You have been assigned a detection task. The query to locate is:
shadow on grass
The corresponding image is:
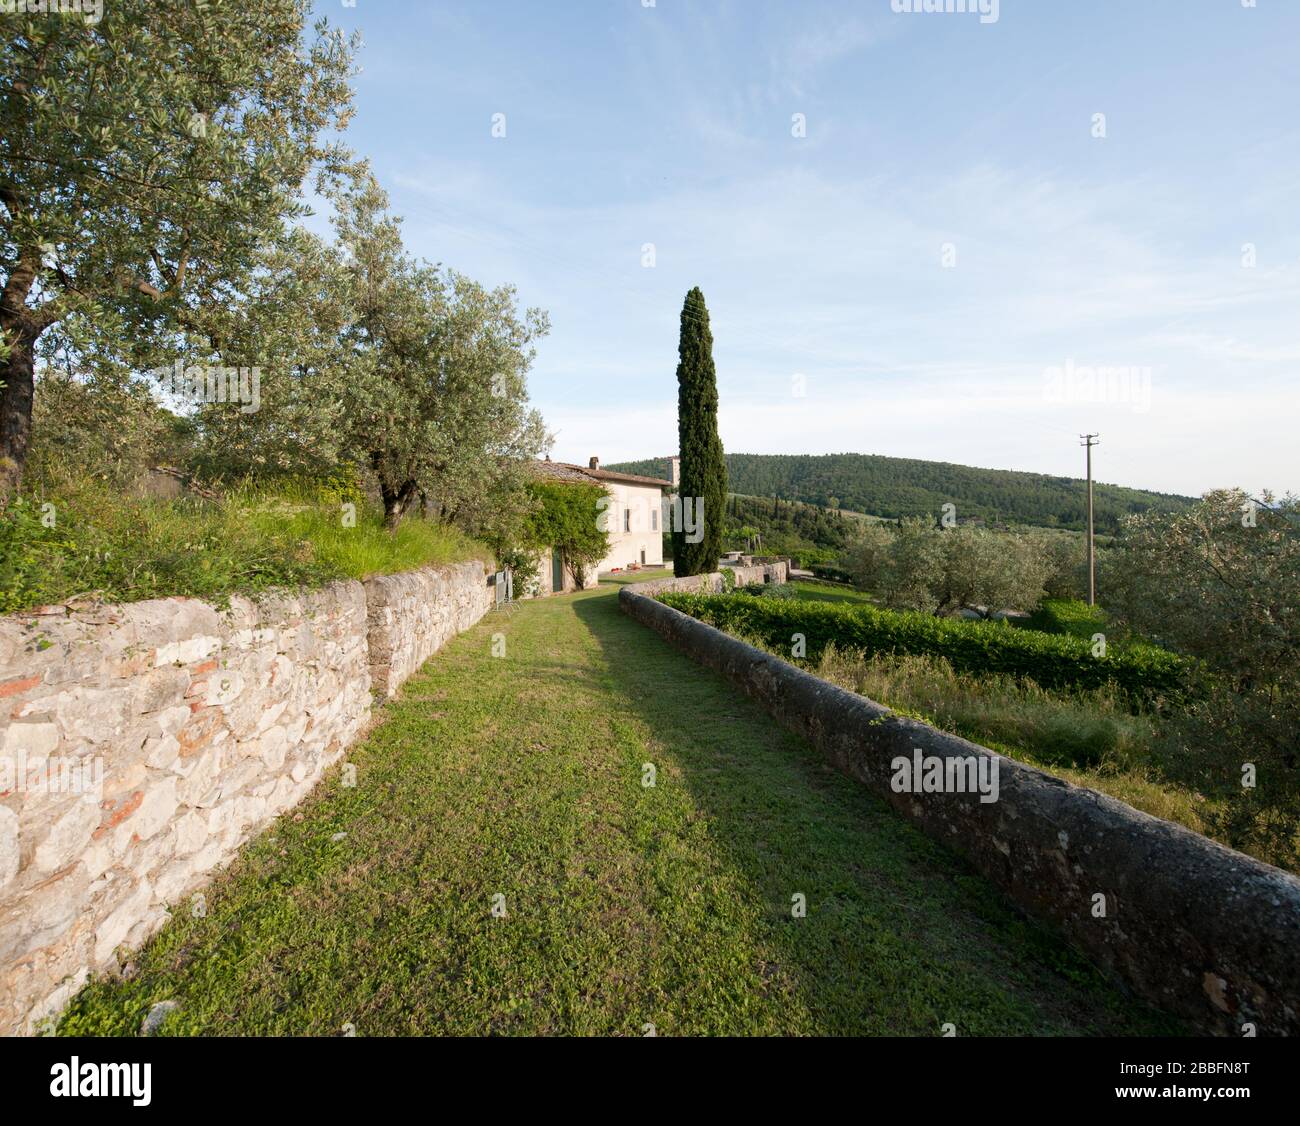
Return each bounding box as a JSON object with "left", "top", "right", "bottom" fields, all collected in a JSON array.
[{"left": 571, "top": 585, "right": 1180, "bottom": 1036}]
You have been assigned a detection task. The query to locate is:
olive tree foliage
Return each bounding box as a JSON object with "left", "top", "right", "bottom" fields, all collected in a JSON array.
[
  {"left": 1032, "top": 530, "right": 1087, "bottom": 601},
  {"left": 1109, "top": 490, "right": 1299, "bottom": 687},
  {"left": 324, "top": 174, "right": 549, "bottom": 531},
  {"left": 184, "top": 224, "right": 355, "bottom": 483},
  {"left": 1107, "top": 490, "right": 1300, "bottom": 856},
  {"left": 0, "top": 0, "right": 358, "bottom": 498},
  {"left": 844, "top": 519, "right": 1051, "bottom": 616}
]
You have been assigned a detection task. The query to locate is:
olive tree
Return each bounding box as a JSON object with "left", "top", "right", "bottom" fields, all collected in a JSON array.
[
  {"left": 1111, "top": 490, "right": 1299, "bottom": 688},
  {"left": 844, "top": 519, "right": 1050, "bottom": 616},
  {"left": 1110, "top": 489, "right": 1300, "bottom": 861},
  {"left": 328, "top": 174, "right": 548, "bottom": 530},
  {"left": 0, "top": 0, "right": 357, "bottom": 498}
]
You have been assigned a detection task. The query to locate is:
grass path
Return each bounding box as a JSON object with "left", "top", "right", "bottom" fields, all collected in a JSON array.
[{"left": 60, "top": 573, "right": 1176, "bottom": 1036}]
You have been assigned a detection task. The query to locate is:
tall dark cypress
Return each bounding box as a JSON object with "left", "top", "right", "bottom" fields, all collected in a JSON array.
[{"left": 673, "top": 287, "right": 727, "bottom": 576}]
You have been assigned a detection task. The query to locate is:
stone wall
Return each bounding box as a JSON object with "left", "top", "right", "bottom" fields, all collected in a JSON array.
[
  {"left": 0, "top": 560, "right": 491, "bottom": 1034},
  {"left": 619, "top": 583, "right": 1300, "bottom": 1036},
  {"left": 729, "top": 561, "right": 788, "bottom": 588},
  {"left": 627, "top": 561, "right": 788, "bottom": 599},
  {"left": 364, "top": 562, "right": 492, "bottom": 697}
]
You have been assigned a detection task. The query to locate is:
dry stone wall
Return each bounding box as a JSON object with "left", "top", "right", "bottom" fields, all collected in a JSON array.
[
  {"left": 0, "top": 560, "right": 490, "bottom": 1035},
  {"left": 627, "top": 561, "right": 788, "bottom": 599},
  {"left": 364, "top": 562, "right": 492, "bottom": 698}
]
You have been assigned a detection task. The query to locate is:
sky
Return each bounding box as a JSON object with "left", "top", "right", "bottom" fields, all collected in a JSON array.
[{"left": 316, "top": 0, "right": 1300, "bottom": 498}]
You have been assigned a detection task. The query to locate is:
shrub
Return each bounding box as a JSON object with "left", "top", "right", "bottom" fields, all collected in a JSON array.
[{"left": 658, "top": 591, "right": 1187, "bottom": 701}]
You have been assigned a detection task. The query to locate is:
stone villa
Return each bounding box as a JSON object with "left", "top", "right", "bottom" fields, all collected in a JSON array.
[{"left": 530, "top": 457, "right": 676, "bottom": 595}]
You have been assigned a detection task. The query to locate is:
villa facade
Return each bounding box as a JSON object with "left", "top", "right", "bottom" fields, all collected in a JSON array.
[{"left": 530, "top": 457, "right": 674, "bottom": 594}]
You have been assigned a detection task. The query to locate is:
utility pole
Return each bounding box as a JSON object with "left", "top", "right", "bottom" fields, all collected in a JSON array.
[{"left": 1080, "top": 434, "right": 1100, "bottom": 606}]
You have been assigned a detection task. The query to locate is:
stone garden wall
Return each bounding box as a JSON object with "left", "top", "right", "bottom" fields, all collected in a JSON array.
[
  {"left": 620, "top": 582, "right": 1300, "bottom": 1036},
  {"left": 0, "top": 561, "right": 490, "bottom": 1034},
  {"left": 364, "top": 562, "right": 493, "bottom": 698},
  {"left": 626, "top": 561, "right": 788, "bottom": 599}
]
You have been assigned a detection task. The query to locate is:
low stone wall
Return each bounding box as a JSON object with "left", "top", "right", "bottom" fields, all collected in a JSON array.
[
  {"left": 627, "top": 562, "right": 788, "bottom": 599},
  {"left": 620, "top": 585, "right": 1300, "bottom": 1036},
  {"left": 728, "top": 561, "right": 788, "bottom": 588},
  {"left": 0, "top": 560, "right": 491, "bottom": 1034},
  {"left": 364, "top": 561, "right": 492, "bottom": 698}
]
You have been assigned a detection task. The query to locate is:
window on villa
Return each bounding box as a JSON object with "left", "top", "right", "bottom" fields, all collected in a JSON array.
[
  {"left": 651, "top": 507, "right": 658, "bottom": 531},
  {"left": 624, "top": 508, "right": 631, "bottom": 532}
]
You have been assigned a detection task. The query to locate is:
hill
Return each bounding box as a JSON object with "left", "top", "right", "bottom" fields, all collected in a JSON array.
[{"left": 606, "top": 452, "right": 1193, "bottom": 534}]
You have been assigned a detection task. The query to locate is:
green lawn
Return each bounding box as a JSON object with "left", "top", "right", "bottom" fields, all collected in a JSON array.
[
  {"left": 59, "top": 575, "right": 1177, "bottom": 1036},
  {"left": 787, "top": 579, "right": 878, "bottom": 606}
]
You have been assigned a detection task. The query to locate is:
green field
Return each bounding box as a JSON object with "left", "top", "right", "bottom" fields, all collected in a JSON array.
[{"left": 59, "top": 574, "right": 1176, "bottom": 1036}]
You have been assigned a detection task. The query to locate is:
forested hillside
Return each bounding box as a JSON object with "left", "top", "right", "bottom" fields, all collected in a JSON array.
[
  {"left": 723, "top": 493, "right": 857, "bottom": 567},
  {"left": 608, "top": 453, "right": 1193, "bottom": 533}
]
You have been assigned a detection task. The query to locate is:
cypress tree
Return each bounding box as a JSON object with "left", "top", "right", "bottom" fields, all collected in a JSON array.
[{"left": 673, "top": 287, "right": 727, "bottom": 576}]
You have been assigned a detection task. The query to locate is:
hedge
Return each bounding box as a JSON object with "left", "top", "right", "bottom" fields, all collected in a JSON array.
[{"left": 657, "top": 592, "right": 1188, "bottom": 700}]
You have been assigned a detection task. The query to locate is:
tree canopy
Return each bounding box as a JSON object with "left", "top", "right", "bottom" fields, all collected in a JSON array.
[{"left": 1, "top": 0, "right": 357, "bottom": 496}]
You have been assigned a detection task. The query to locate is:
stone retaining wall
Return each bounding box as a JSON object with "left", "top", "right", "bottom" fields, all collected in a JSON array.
[
  {"left": 628, "top": 561, "right": 788, "bottom": 599},
  {"left": 620, "top": 583, "right": 1300, "bottom": 1036},
  {"left": 0, "top": 560, "right": 491, "bottom": 1034},
  {"left": 364, "top": 562, "right": 492, "bottom": 698}
]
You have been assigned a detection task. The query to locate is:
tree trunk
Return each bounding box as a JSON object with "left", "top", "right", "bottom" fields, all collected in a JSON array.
[
  {"left": 0, "top": 326, "right": 37, "bottom": 501},
  {"left": 380, "top": 478, "right": 419, "bottom": 529}
]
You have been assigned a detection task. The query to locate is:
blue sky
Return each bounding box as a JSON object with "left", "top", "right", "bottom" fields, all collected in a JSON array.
[{"left": 318, "top": 0, "right": 1300, "bottom": 497}]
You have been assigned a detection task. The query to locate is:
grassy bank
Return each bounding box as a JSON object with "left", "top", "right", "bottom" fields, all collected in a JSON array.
[
  {"left": 57, "top": 576, "right": 1175, "bottom": 1036},
  {"left": 0, "top": 478, "right": 488, "bottom": 612}
]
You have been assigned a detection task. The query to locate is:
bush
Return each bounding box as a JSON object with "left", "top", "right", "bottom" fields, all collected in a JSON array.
[
  {"left": 810, "top": 563, "right": 854, "bottom": 584},
  {"left": 740, "top": 581, "right": 797, "bottom": 599},
  {"left": 658, "top": 591, "right": 1187, "bottom": 701}
]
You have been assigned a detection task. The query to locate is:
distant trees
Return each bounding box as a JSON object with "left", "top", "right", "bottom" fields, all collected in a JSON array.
[
  {"left": 1, "top": 0, "right": 357, "bottom": 498},
  {"left": 672, "top": 287, "right": 726, "bottom": 576},
  {"left": 722, "top": 493, "right": 853, "bottom": 560},
  {"left": 844, "top": 520, "right": 1051, "bottom": 616},
  {"left": 607, "top": 452, "right": 1191, "bottom": 534}
]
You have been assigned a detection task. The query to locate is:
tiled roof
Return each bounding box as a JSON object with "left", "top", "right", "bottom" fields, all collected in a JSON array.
[
  {"left": 532, "top": 461, "right": 671, "bottom": 489},
  {"left": 531, "top": 460, "right": 597, "bottom": 484}
]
